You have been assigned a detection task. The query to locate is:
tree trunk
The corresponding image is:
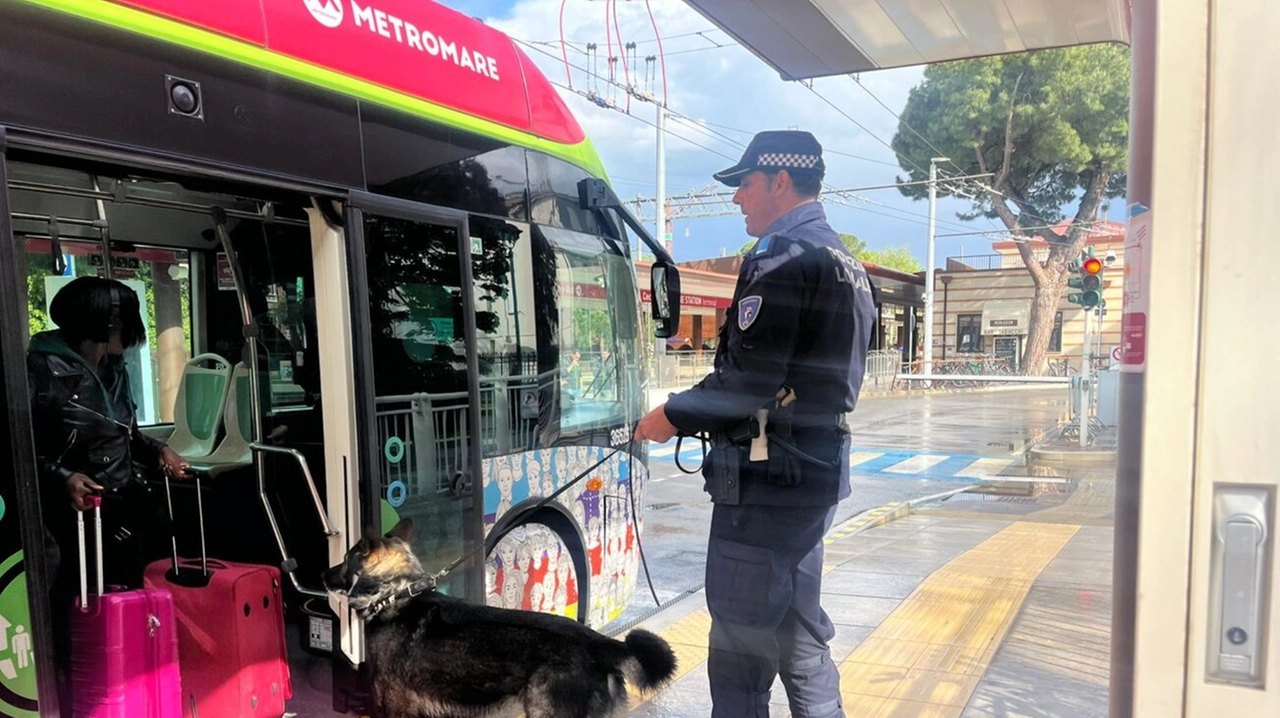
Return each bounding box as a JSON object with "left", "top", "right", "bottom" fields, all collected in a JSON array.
[
  {"left": 1022, "top": 262, "right": 1069, "bottom": 374},
  {"left": 153, "top": 263, "right": 187, "bottom": 422}
]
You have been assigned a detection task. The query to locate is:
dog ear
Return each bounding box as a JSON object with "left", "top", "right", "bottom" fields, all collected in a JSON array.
[{"left": 386, "top": 518, "right": 415, "bottom": 543}]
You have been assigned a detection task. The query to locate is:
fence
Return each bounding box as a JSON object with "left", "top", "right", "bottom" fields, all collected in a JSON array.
[
  {"left": 651, "top": 352, "right": 716, "bottom": 389},
  {"left": 862, "top": 349, "right": 902, "bottom": 391},
  {"left": 945, "top": 250, "right": 1050, "bottom": 271},
  {"left": 374, "top": 371, "right": 557, "bottom": 498}
]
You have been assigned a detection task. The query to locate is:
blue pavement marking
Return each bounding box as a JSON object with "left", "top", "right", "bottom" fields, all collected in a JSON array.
[{"left": 646, "top": 440, "right": 1017, "bottom": 483}]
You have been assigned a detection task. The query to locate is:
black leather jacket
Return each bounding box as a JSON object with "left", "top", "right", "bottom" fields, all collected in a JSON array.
[{"left": 27, "top": 331, "right": 164, "bottom": 512}]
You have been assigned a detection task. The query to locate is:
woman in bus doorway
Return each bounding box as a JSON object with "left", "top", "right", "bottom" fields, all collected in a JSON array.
[{"left": 26, "top": 277, "right": 191, "bottom": 710}]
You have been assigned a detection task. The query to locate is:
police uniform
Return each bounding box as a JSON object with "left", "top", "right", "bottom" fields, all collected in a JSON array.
[{"left": 663, "top": 131, "right": 877, "bottom": 718}]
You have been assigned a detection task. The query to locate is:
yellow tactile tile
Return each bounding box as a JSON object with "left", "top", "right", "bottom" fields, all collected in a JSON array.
[
  {"left": 873, "top": 699, "right": 965, "bottom": 718},
  {"left": 626, "top": 608, "right": 712, "bottom": 705},
  {"left": 837, "top": 522, "right": 1078, "bottom": 716}
]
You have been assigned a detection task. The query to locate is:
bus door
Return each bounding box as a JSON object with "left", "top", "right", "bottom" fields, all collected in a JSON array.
[{"left": 345, "top": 193, "right": 485, "bottom": 605}]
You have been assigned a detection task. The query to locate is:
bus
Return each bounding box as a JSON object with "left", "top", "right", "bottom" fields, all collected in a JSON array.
[{"left": 0, "top": 0, "right": 683, "bottom": 714}]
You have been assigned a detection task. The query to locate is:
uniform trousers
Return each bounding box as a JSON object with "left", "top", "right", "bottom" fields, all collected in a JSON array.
[{"left": 705, "top": 503, "right": 843, "bottom": 718}]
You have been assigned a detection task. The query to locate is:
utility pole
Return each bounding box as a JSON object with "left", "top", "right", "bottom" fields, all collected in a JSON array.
[
  {"left": 923, "top": 157, "right": 948, "bottom": 379},
  {"left": 653, "top": 103, "right": 668, "bottom": 362},
  {"left": 1079, "top": 308, "right": 1091, "bottom": 448}
]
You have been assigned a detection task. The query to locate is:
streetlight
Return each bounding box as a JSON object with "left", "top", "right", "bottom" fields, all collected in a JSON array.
[
  {"left": 939, "top": 274, "right": 953, "bottom": 359},
  {"left": 923, "top": 157, "right": 950, "bottom": 379}
]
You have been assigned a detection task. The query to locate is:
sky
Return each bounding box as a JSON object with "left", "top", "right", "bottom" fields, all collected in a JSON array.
[{"left": 455, "top": 0, "right": 1117, "bottom": 266}]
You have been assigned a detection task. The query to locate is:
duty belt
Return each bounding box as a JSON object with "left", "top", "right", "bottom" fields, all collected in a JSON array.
[{"left": 712, "top": 413, "right": 846, "bottom": 447}]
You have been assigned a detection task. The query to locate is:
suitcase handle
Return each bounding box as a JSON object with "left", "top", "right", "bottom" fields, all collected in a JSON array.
[
  {"left": 162, "top": 471, "right": 208, "bottom": 578},
  {"left": 77, "top": 495, "right": 104, "bottom": 610}
]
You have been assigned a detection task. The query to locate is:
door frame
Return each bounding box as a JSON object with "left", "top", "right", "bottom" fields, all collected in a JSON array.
[
  {"left": 343, "top": 191, "right": 485, "bottom": 600},
  {"left": 0, "top": 130, "right": 63, "bottom": 715}
]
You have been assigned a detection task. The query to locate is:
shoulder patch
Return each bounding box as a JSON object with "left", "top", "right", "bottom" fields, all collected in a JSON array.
[
  {"left": 738, "top": 295, "right": 763, "bottom": 331},
  {"left": 755, "top": 235, "right": 772, "bottom": 255}
]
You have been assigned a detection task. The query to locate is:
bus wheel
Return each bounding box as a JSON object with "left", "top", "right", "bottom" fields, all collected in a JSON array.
[{"left": 485, "top": 522, "right": 580, "bottom": 621}]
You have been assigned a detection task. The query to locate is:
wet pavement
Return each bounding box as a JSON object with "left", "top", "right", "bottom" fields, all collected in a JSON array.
[
  {"left": 608, "top": 387, "right": 1069, "bottom": 633},
  {"left": 623, "top": 457, "right": 1118, "bottom": 718}
]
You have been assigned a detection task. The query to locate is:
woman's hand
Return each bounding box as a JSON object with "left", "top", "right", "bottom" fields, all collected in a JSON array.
[
  {"left": 160, "top": 447, "right": 191, "bottom": 480},
  {"left": 66, "top": 473, "right": 103, "bottom": 512}
]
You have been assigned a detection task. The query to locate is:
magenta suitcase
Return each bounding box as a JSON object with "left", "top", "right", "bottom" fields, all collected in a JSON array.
[
  {"left": 69, "top": 496, "right": 182, "bottom": 718},
  {"left": 143, "top": 473, "right": 292, "bottom": 718}
]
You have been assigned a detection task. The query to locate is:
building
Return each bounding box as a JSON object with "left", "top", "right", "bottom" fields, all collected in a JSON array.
[
  {"left": 638, "top": 255, "right": 926, "bottom": 360},
  {"left": 930, "top": 221, "right": 1125, "bottom": 371}
]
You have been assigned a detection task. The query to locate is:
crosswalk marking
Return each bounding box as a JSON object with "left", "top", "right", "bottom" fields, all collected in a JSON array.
[
  {"left": 883, "top": 454, "right": 948, "bottom": 474},
  {"left": 848, "top": 451, "right": 885, "bottom": 467},
  {"left": 955, "top": 457, "right": 1017, "bottom": 478},
  {"left": 645, "top": 440, "right": 1021, "bottom": 484}
]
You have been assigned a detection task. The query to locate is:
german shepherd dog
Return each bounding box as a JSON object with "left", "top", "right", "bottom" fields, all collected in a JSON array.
[{"left": 322, "top": 519, "right": 678, "bottom": 718}]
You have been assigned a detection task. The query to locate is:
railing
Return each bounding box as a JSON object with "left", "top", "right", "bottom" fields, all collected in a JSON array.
[
  {"left": 945, "top": 250, "right": 1049, "bottom": 271},
  {"left": 373, "top": 370, "right": 558, "bottom": 499},
  {"left": 894, "top": 355, "right": 1019, "bottom": 390},
  {"left": 862, "top": 349, "right": 902, "bottom": 391},
  {"left": 651, "top": 352, "right": 716, "bottom": 389}
]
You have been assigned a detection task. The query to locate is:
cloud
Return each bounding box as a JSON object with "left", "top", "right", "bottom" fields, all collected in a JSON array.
[{"left": 483, "top": 0, "right": 989, "bottom": 263}]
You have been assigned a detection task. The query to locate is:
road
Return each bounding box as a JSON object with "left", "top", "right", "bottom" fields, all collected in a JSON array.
[{"left": 606, "top": 386, "right": 1068, "bottom": 631}]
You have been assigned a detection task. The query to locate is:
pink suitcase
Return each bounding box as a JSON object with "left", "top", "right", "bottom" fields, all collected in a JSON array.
[
  {"left": 144, "top": 473, "right": 292, "bottom": 718},
  {"left": 69, "top": 496, "right": 182, "bottom": 718}
]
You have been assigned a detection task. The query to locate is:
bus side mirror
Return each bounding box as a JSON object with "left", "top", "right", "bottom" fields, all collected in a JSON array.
[{"left": 651, "top": 263, "right": 680, "bottom": 338}]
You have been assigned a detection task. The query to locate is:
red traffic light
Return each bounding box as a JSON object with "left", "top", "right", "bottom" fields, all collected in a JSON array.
[{"left": 1082, "top": 257, "right": 1103, "bottom": 274}]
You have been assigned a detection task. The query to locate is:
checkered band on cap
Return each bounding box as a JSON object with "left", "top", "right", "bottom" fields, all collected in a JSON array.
[{"left": 757, "top": 152, "right": 821, "bottom": 169}]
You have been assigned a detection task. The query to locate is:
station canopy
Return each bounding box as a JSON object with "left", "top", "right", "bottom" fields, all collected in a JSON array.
[{"left": 682, "top": 0, "right": 1130, "bottom": 79}]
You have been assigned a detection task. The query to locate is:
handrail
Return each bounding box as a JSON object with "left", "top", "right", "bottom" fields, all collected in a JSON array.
[
  {"left": 895, "top": 374, "right": 1071, "bottom": 384},
  {"left": 251, "top": 443, "right": 338, "bottom": 538}
]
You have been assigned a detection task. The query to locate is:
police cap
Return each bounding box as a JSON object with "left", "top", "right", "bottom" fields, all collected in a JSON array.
[{"left": 712, "top": 130, "right": 826, "bottom": 187}]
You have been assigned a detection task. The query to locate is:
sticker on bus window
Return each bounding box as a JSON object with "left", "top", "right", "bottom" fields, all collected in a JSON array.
[
  {"left": 384, "top": 437, "right": 406, "bottom": 464},
  {"left": 386, "top": 481, "right": 407, "bottom": 509},
  {"left": 216, "top": 253, "right": 236, "bottom": 291}
]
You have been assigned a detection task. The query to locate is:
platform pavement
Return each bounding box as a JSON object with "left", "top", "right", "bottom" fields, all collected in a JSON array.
[{"left": 622, "top": 468, "right": 1116, "bottom": 718}]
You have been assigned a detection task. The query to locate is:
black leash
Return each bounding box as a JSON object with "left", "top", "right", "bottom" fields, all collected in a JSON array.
[{"left": 673, "top": 433, "right": 711, "bottom": 475}]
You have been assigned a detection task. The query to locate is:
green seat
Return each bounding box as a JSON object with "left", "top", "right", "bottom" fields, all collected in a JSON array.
[
  {"left": 165, "top": 353, "right": 232, "bottom": 460},
  {"left": 192, "top": 363, "right": 254, "bottom": 477}
]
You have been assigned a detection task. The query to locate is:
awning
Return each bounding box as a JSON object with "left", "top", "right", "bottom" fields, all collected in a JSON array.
[
  {"left": 682, "top": 0, "right": 1130, "bottom": 79},
  {"left": 982, "top": 300, "right": 1031, "bottom": 335}
]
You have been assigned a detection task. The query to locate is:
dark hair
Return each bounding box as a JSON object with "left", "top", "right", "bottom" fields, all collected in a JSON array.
[
  {"left": 764, "top": 170, "right": 823, "bottom": 199},
  {"left": 49, "top": 277, "right": 146, "bottom": 348}
]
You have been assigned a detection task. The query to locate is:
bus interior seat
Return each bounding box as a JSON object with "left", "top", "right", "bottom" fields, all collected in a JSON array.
[
  {"left": 165, "top": 353, "right": 233, "bottom": 460},
  {"left": 190, "top": 362, "right": 253, "bottom": 477}
]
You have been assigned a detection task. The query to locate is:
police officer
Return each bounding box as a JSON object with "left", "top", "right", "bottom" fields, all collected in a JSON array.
[{"left": 635, "top": 130, "right": 877, "bottom": 718}]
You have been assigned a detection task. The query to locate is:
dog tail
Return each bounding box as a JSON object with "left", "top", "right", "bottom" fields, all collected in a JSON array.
[{"left": 621, "top": 629, "right": 677, "bottom": 692}]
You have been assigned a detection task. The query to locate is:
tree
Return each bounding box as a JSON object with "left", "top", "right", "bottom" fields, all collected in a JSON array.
[
  {"left": 892, "top": 45, "right": 1130, "bottom": 373},
  {"left": 859, "top": 245, "right": 922, "bottom": 273}
]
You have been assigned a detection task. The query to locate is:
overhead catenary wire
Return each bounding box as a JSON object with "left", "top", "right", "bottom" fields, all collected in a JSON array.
[
  {"left": 558, "top": 0, "right": 572, "bottom": 88},
  {"left": 642, "top": 0, "right": 668, "bottom": 105},
  {"left": 516, "top": 39, "right": 994, "bottom": 234}
]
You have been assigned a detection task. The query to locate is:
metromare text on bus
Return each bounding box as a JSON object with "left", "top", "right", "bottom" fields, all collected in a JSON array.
[{"left": 0, "top": 0, "right": 685, "bottom": 714}]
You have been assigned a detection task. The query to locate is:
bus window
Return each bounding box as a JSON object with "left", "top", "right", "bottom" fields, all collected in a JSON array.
[
  {"left": 360, "top": 103, "right": 529, "bottom": 220},
  {"left": 217, "top": 218, "right": 321, "bottom": 412},
  {"left": 362, "top": 211, "right": 477, "bottom": 600},
  {"left": 527, "top": 153, "right": 606, "bottom": 236},
  {"left": 468, "top": 217, "right": 548, "bottom": 456},
  {"left": 12, "top": 164, "right": 195, "bottom": 428},
  {"left": 537, "top": 225, "right": 638, "bottom": 434}
]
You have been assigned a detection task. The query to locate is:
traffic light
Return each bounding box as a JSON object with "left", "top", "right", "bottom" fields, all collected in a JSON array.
[{"left": 1067, "top": 247, "right": 1104, "bottom": 308}]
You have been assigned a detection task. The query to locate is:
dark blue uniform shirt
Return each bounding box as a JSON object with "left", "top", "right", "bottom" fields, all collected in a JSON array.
[{"left": 665, "top": 202, "right": 877, "bottom": 506}]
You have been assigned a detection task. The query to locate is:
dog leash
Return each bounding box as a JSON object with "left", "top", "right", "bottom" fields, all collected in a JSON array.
[{"left": 425, "top": 428, "right": 662, "bottom": 608}]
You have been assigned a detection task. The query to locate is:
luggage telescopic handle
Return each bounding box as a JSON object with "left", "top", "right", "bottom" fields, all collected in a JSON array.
[
  {"left": 162, "top": 471, "right": 208, "bottom": 578},
  {"left": 77, "top": 495, "right": 104, "bottom": 610}
]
